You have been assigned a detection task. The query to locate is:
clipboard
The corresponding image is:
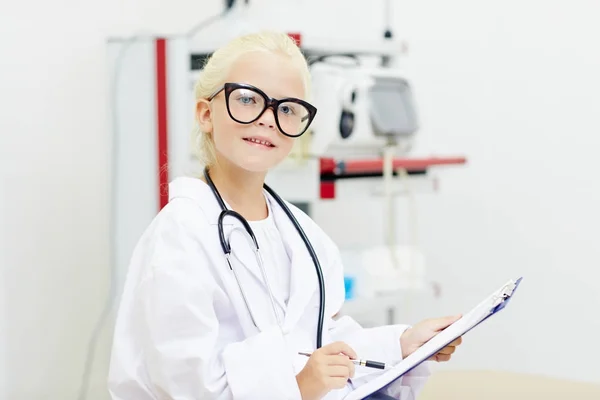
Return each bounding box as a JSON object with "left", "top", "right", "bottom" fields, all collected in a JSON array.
[{"left": 343, "top": 277, "right": 523, "bottom": 400}]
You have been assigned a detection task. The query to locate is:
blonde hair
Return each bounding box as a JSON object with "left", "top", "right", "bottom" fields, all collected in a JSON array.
[{"left": 193, "top": 30, "right": 312, "bottom": 167}]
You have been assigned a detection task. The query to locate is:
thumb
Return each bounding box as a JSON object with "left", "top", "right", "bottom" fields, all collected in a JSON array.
[{"left": 431, "top": 314, "right": 462, "bottom": 332}]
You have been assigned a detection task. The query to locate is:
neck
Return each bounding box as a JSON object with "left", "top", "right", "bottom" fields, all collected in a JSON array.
[{"left": 204, "top": 158, "right": 268, "bottom": 221}]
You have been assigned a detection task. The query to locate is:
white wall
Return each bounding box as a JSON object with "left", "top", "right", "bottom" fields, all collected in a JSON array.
[
  {"left": 1, "top": 181, "right": 6, "bottom": 400},
  {"left": 414, "top": 1, "right": 600, "bottom": 383},
  {"left": 1, "top": 1, "right": 599, "bottom": 399}
]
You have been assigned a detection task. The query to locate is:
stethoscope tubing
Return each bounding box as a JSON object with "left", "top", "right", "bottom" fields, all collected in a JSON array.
[{"left": 203, "top": 167, "right": 326, "bottom": 349}]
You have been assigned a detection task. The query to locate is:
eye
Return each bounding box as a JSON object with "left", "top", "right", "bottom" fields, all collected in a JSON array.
[
  {"left": 279, "top": 104, "right": 296, "bottom": 115},
  {"left": 236, "top": 95, "right": 256, "bottom": 105}
]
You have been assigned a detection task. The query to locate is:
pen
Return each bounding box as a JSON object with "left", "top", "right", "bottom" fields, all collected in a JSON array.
[{"left": 298, "top": 352, "right": 387, "bottom": 370}]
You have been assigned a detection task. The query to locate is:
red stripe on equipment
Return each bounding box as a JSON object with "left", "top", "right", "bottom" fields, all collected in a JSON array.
[
  {"left": 319, "top": 157, "right": 336, "bottom": 174},
  {"left": 320, "top": 182, "right": 335, "bottom": 199},
  {"left": 156, "top": 38, "right": 169, "bottom": 210},
  {"left": 341, "top": 156, "right": 467, "bottom": 174}
]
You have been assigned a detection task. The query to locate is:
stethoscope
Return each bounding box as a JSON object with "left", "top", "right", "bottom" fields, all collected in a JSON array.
[{"left": 203, "top": 167, "right": 326, "bottom": 349}]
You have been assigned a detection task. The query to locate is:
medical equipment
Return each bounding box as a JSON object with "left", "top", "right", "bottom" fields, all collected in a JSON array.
[
  {"left": 203, "top": 167, "right": 327, "bottom": 349},
  {"left": 308, "top": 61, "right": 419, "bottom": 159}
]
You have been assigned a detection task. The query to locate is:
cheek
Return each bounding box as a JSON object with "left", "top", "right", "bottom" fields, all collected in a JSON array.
[
  {"left": 212, "top": 113, "right": 241, "bottom": 148},
  {"left": 279, "top": 137, "right": 295, "bottom": 154}
]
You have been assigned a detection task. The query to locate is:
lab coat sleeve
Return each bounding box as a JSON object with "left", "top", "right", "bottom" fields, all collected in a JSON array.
[
  {"left": 324, "top": 243, "right": 430, "bottom": 399},
  {"left": 135, "top": 205, "right": 302, "bottom": 400}
]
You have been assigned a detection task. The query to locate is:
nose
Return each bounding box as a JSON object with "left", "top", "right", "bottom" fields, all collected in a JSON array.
[{"left": 256, "top": 107, "right": 277, "bottom": 129}]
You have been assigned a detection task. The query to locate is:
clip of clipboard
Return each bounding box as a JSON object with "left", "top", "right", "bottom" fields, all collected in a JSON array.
[{"left": 344, "top": 277, "right": 523, "bottom": 400}]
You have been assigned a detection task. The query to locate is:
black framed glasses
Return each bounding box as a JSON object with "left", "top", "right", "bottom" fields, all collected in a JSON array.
[{"left": 207, "top": 82, "right": 317, "bottom": 138}]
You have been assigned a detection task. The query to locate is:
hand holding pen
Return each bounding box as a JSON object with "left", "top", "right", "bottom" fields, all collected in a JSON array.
[{"left": 295, "top": 341, "right": 358, "bottom": 400}]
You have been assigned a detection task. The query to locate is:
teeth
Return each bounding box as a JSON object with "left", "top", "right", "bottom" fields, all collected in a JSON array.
[{"left": 248, "top": 138, "right": 271, "bottom": 147}]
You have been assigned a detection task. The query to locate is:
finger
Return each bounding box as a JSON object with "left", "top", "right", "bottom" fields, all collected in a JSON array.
[
  {"left": 430, "top": 314, "right": 462, "bottom": 332},
  {"left": 448, "top": 337, "right": 463, "bottom": 347},
  {"left": 328, "top": 365, "right": 352, "bottom": 378},
  {"left": 327, "top": 356, "right": 356, "bottom": 378},
  {"left": 438, "top": 346, "right": 457, "bottom": 355},
  {"left": 436, "top": 354, "right": 452, "bottom": 362},
  {"left": 329, "top": 377, "right": 350, "bottom": 390},
  {"left": 329, "top": 355, "right": 355, "bottom": 366},
  {"left": 347, "top": 359, "right": 355, "bottom": 378},
  {"left": 323, "top": 341, "right": 357, "bottom": 359}
]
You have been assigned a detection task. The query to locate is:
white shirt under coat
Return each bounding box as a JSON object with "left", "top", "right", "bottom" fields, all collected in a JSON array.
[{"left": 107, "top": 177, "right": 430, "bottom": 400}]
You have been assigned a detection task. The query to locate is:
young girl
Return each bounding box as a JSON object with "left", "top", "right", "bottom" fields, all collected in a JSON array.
[{"left": 108, "top": 31, "right": 463, "bottom": 400}]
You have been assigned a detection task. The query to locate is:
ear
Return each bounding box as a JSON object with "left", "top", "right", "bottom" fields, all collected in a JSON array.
[{"left": 196, "top": 99, "right": 213, "bottom": 134}]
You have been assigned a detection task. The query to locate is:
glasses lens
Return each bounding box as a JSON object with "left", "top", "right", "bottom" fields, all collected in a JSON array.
[
  {"left": 228, "top": 88, "right": 266, "bottom": 122},
  {"left": 277, "top": 101, "right": 311, "bottom": 137}
]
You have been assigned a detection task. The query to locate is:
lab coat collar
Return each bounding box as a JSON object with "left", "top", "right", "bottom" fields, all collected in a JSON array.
[
  {"left": 168, "top": 176, "right": 224, "bottom": 223},
  {"left": 168, "top": 177, "right": 319, "bottom": 331}
]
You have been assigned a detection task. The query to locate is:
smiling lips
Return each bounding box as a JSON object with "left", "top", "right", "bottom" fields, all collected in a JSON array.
[{"left": 243, "top": 137, "right": 276, "bottom": 148}]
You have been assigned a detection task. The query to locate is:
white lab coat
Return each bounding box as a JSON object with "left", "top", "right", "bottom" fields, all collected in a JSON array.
[{"left": 108, "top": 177, "right": 430, "bottom": 400}]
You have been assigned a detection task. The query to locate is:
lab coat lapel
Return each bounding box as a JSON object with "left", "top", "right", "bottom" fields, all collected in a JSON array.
[{"left": 270, "top": 199, "right": 319, "bottom": 329}]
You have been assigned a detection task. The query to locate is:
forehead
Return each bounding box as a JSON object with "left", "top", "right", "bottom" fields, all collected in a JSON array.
[{"left": 225, "top": 51, "right": 306, "bottom": 99}]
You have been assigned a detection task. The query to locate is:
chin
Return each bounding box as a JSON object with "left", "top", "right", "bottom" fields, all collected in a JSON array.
[
  {"left": 232, "top": 152, "right": 282, "bottom": 173},
  {"left": 237, "top": 159, "right": 279, "bottom": 173}
]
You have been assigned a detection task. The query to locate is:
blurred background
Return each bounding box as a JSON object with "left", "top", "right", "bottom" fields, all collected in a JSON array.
[{"left": 1, "top": 0, "right": 599, "bottom": 399}]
